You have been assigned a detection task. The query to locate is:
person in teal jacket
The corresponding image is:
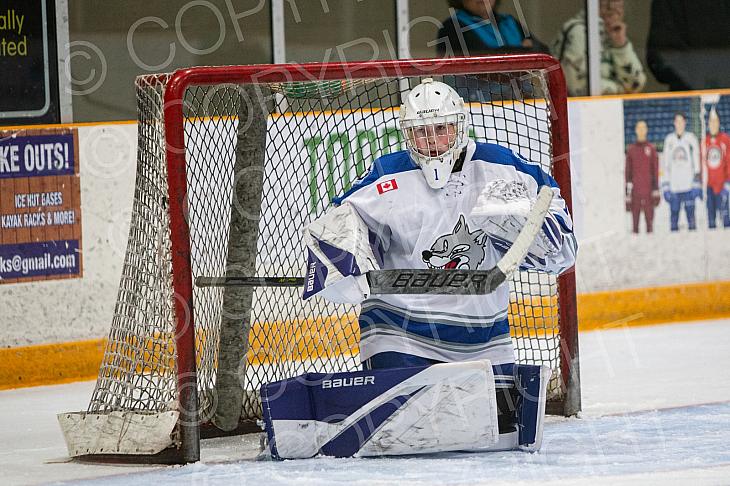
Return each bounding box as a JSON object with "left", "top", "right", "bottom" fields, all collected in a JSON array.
[{"left": 436, "top": 0, "right": 549, "bottom": 57}]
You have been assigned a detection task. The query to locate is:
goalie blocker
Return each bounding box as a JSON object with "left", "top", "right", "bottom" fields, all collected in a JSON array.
[{"left": 261, "top": 360, "right": 551, "bottom": 459}]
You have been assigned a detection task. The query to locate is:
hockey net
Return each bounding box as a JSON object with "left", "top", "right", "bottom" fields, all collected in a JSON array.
[{"left": 58, "top": 56, "right": 579, "bottom": 463}]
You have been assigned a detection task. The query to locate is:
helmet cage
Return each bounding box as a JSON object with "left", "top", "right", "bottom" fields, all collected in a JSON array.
[{"left": 401, "top": 113, "right": 467, "bottom": 159}]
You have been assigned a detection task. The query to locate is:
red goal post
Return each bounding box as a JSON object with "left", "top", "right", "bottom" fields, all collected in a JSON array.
[{"left": 58, "top": 54, "right": 579, "bottom": 464}]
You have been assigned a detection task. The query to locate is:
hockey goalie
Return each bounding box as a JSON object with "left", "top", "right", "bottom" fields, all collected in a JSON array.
[{"left": 261, "top": 79, "right": 578, "bottom": 460}]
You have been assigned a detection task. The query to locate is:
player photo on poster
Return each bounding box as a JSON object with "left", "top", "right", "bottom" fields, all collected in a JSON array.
[
  {"left": 623, "top": 96, "right": 705, "bottom": 234},
  {"left": 699, "top": 94, "right": 730, "bottom": 230},
  {"left": 0, "top": 128, "right": 82, "bottom": 283}
]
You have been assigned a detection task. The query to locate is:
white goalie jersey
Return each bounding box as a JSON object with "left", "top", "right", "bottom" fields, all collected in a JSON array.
[{"left": 304, "top": 140, "right": 577, "bottom": 365}]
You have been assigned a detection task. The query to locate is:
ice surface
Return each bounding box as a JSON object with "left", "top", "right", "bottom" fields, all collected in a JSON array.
[
  {"left": 2, "top": 318, "right": 729, "bottom": 486},
  {"left": 49, "top": 402, "right": 730, "bottom": 486}
]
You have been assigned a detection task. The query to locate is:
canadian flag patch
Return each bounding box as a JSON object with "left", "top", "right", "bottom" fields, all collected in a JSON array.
[{"left": 376, "top": 179, "right": 398, "bottom": 194}]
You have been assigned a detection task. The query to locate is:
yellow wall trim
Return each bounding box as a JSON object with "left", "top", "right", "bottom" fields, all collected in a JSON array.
[
  {"left": 568, "top": 86, "right": 730, "bottom": 102},
  {"left": 0, "top": 119, "right": 137, "bottom": 132},
  {"left": 577, "top": 281, "right": 730, "bottom": 331},
  {"left": 0, "top": 339, "right": 106, "bottom": 391},
  {"left": 3, "top": 281, "right": 730, "bottom": 391}
]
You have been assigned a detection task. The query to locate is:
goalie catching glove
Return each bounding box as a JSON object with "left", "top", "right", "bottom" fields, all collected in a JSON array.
[
  {"left": 302, "top": 202, "right": 384, "bottom": 304},
  {"left": 470, "top": 179, "right": 575, "bottom": 272}
]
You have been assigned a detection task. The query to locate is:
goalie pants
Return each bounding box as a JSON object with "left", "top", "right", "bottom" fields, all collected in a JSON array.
[{"left": 364, "top": 351, "right": 519, "bottom": 434}]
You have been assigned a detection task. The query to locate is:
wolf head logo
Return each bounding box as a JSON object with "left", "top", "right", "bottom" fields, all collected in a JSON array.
[{"left": 422, "top": 215, "right": 487, "bottom": 270}]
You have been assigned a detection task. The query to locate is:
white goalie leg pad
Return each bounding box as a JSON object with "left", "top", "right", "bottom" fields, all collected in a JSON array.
[
  {"left": 302, "top": 202, "right": 383, "bottom": 303},
  {"left": 357, "top": 360, "right": 499, "bottom": 457},
  {"left": 466, "top": 364, "right": 551, "bottom": 453},
  {"left": 261, "top": 360, "right": 499, "bottom": 459}
]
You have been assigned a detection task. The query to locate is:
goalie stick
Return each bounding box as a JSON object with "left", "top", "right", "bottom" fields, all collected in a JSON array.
[{"left": 196, "top": 186, "right": 554, "bottom": 295}]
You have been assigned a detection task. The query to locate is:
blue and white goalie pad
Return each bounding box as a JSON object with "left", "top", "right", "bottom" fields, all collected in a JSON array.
[
  {"left": 261, "top": 360, "right": 499, "bottom": 459},
  {"left": 302, "top": 203, "right": 384, "bottom": 304},
  {"left": 468, "top": 363, "right": 552, "bottom": 453},
  {"left": 517, "top": 364, "right": 551, "bottom": 452}
]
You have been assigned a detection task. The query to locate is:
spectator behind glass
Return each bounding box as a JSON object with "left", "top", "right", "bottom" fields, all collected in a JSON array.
[
  {"left": 552, "top": 0, "right": 646, "bottom": 96},
  {"left": 435, "top": 0, "right": 549, "bottom": 57},
  {"left": 647, "top": 0, "right": 730, "bottom": 91}
]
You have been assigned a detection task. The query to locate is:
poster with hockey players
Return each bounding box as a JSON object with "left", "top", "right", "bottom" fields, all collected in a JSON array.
[
  {"left": 623, "top": 96, "right": 703, "bottom": 234},
  {"left": 571, "top": 94, "right": 730, "bottom": 293},
  {"left": 0, "top": 128, "right": 82, "bottom": 284},
  {"left": 624, "top": 95, "right": 730, "bottom": 234}
]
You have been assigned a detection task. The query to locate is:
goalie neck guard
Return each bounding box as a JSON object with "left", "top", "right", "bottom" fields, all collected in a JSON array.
[{"left": 399, "top": 78, "right": 470, "bottom": 189}]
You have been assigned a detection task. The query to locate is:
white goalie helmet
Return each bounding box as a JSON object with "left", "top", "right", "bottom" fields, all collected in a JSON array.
[{"left": 399, "top": 78, "right": 470, "bottom": 189}]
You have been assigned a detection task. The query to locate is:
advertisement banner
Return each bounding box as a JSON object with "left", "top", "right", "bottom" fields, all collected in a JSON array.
[
  {"left": 0, "top": 0, "right": 60, "bottom": 123},
  {"left": 0, "top": 128, "right": 81, "bottom": 283}
]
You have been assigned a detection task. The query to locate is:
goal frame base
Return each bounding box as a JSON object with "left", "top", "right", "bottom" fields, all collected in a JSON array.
[{"left": 60, "top": 416, "right": 263, "bottom": 465}]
